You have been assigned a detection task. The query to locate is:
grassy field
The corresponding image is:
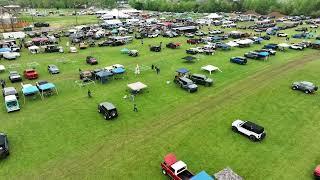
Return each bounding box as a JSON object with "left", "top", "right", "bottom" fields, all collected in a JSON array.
[
  {"left": 20, "top": 14, "right": 99, "bottom": 28},
  {"left": 0, "top": 22, "right": 320, "bottom": 179}
]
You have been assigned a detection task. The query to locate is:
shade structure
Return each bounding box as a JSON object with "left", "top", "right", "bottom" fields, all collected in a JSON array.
[
  {"left": 191, "top": 171, "right": 214, "bottom": 180},
  {"left": 182, "top": 56, "right": 196, "bottom": 62},
  {"left": 127, "top": 82, "right": 147, "bottom": 93},
  {"left": 0, "top": 48, "right": 11, "bottom": 53},
  {"left": 22, "top": 84, "right": 41, "bottom": 103},
  {"left": 214, "top": 167, "right": 243, "bottom": 180},
  {"left": 120, "top": 48, "right": 130, "bottom": 54},
  {"left": 96, "top": 70, "right": 113, "bottom": 84},
  {"left": 258, "top": 52, "right": 269, "bottom": 57},
  {"left": 38, "top": 82, "right": 58, "bottom": 98},
  {"left": 176, "top": 68, "right": 189, "bottom": 74},
  {"left": 22, "top": 85, "right": 39, "bottom": 95},
  {"left": 201, "top": 65, "right": 221, "bottom": 74},
  {"left": 112, "top": 67, "right": 126, "bottom": 74}
]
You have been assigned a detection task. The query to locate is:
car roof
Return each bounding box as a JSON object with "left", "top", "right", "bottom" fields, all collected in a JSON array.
[
  {"left": 244, "top": 121, "right": 264, "bottom": 134},
  {"left": 171, "top": 161, "right": 187, "bottom": 171},
  {"left": 300, "top": 81, "right": 313, "bottom": 86},
  {"left": 180, "top": 77, "right": 193, "bottom": 83},
  {"left": 100, "top": 102, "right": 116, "bottom": 110},
  {"left": 192, "top": 74, "right": 206, "bottom": 79}
]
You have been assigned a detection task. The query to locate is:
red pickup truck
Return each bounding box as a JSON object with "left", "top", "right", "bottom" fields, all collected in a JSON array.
[
  {"left": 24, "top": 69, "right": 38, "bottom": 80},
  {"left": 161, "top": 153, "right": 194, "bottom": 180}
]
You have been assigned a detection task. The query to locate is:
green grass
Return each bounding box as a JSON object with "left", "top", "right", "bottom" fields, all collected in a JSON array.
[
  {"left": 20, "top": 14, "right": 99, "bottom": 28},
  {"left": 0, "top": 21, "right": 320, "bottom": 179}
]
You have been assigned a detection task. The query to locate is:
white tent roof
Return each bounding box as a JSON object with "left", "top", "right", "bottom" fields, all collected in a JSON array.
[
  {"left": 237, "top": 39, "right": 253, "bottom": 45},
  {"left": 127, "top": 82, "right": 147, "bottom": 91},
  {"left": 104, "top": 19, "right": 122, "bottom": 25},
  {"left": 0, "top": 65, "right": 5, "bottom": 71},
  {"left": 201, "top": 65, "right": 221, "bottom": 74},
  {"left": 278, "top": 43, "right": 290, "bottom": 47},
  {"left": 206, "top": 13, "right": 222, "bottom": 19},
  {"left": 226, "top": 41, "right": 239, "bottom": 47},
  {"left": 3, "top": 31, "right": 26, "bottom": 39},
  {"left": 28, "top": 45, "right": 39, "bottom": 50}
]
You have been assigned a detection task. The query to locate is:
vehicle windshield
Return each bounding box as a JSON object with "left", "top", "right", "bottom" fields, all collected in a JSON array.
[{"left": 6, "top": 101, "right": 17, "bottom": 108}]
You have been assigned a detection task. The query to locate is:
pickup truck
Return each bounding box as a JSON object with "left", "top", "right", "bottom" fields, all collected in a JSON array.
[{"left": 161, "top": 153, "right": 194, "bottom": 180}]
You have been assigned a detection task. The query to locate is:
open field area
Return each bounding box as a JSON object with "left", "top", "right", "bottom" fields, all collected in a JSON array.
[{"left": 1, "top": 16, "right": 320, "bottom": 179}]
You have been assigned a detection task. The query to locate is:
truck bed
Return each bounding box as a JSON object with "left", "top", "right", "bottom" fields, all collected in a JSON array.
[{"left": 178, "top": 170, "right": 194, "bottom": 180}]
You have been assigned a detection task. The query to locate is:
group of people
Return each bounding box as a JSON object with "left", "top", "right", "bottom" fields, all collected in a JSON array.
[{"left": 151, "top": 64, "right": 160, "bottom": 74}]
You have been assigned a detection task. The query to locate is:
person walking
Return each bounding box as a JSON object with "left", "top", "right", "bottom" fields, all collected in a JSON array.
[
  {"left": 133, "top": 104, "right": 138, "bottom": 112},
  {"left": 156, "top": 67, "right": 160, "bottom": 74},
  {"left": 151, "top": 64, "right": 154, "bottom": 70}
]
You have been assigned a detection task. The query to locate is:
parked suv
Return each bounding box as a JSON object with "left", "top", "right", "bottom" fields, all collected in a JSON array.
[
  {"left": 174, "top": 76, "right": 198, "bottom": 93},
  {"left": 98, "top": 102, "right": 118, "bottom": 120},
  {"left": 0, "top": 133, "right": 9, "bottom": 158},
  {"left": 24, "top": 69, "right": 38, "bottom": 80},
  {"left": 8, "top": 71, "right": 22, "bottom": 83},
  {"left": 232, "top": 120, "right": 266, "bottom": 141},
  {"left": 188, "top": 74, "right": 213, "bottom": 86},
  {"left": 291, "top": 81, "right": 318, "bottom": 94}
]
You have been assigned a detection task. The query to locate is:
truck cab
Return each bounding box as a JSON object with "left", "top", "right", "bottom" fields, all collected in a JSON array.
[
  {"left": 161, "top": 153, "right": 194, "bottom": 180},
  {"left": 4, "top": 95, "right": 20, "bottom": 113}
]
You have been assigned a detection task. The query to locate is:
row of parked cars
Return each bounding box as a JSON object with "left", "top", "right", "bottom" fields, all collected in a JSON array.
[{"left": 174, "top": 73, "right": 213, "bottom": 93}]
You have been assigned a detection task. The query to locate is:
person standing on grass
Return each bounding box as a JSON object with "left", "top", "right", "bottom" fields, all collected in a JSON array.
[
  {"left": 1, "top": 79, "right": 6, "bottom": 89},
  {"left": 133, "top": 104, "right": 138, "bottom": 112},
  {"left": 88, "top": 89, "right": 92, "bottom": 98},
  {"left": 141, "top": 39, "right": 144, "bottom": 45},
  {"left": 156, "top": 67, "right": 160, "bottom": 74},
  {"left": 151, "top": 64, "right": 154, "bottom": 70}
]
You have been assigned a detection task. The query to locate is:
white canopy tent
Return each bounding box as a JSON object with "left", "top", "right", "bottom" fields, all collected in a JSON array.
[
  {"left": 127, "top": 82, "right": 147, "bottom": 94},
  {"left": 201, "top": 65, "right": 222, "bottom": 74},
  {"left": 0, "top": 65, "right": 5, "bottom": 72},
  {"left": 3, "top": 32, "right": 26, "bottom": 39}
]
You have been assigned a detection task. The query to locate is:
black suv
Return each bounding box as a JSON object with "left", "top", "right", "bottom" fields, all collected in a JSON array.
[
  {"left": 188, "top": 74, "right": 213, "bottom": 86},
  {"left": 174, "top": 76, "right": 198, "bottom": 93},
  {"left": 98, "top": 102, "right": 118, "bottom": 120},
  {"left": 0, "top": 133, "right": 9, "bottom": 158}
]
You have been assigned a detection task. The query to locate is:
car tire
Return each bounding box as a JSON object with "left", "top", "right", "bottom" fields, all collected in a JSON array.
[
  {"left": 104, "top": 116, "right": 108, "bottom": 120},
  {"left": 162, "top": 169, "right": 166, "bottom": 175},
  {"left": 292, "top": 86, "right": 297, "bottom": 90},
  {"left": 304, "top": 90, "right": 310, "bottom": 94},
  {"left": 249, "top": 135, "right": 256, "bottom": 141},
  {"left": 232, "top": 126, "right": 238, "bottom": 132},
  {"left": 205, "top": 83, "right": 210, "bottom": 87}
]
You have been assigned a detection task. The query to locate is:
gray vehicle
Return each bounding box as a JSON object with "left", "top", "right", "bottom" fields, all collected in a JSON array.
[
  {"left": 292, "top": 81, "right": 318, "bottom": 94},
  {"left": 2, "top": 87, "right": 19, "bottom": 99},
  {"left": 8, "top": 71, "right": 22, "bottom": 83},
  {"left": 48, "top": 65, "right": 60, "bottom": 74},
  {"left": 188, "top": 74, "right": 213, "bottom": 86},
  {"left": 174, "top": 76, "right": 198, "bottom": 93}
]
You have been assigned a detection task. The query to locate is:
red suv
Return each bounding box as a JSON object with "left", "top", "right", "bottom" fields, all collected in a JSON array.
[{"left": 24, "top": 69, "right": 38, "bottom": 80}]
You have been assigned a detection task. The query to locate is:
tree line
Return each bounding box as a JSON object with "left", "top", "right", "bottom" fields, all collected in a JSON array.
[{"left": 129, "top": 0, "right": 320, "bottom": 17}]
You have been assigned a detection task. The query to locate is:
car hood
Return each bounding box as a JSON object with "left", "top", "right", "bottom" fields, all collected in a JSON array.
[
  {"left": 232, "top": 119, "right": 244, "bottom": 126},
  {"left": 205, "top": 78, "right": 213, "bottom": 83},
  {"left": 188, "top": 84, "right": 198, "bottom": 89}
]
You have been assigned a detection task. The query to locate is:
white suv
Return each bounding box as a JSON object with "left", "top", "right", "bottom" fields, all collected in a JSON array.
[{"left": 232, "top": 120, "right": 266, "bottom": 141}]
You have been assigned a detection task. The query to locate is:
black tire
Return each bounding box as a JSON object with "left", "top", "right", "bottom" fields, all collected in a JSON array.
[
  {"left": 249, "top": 135, "right": 256, "bottom": 141},
  {"left": 104, "top": 116, "right": 108, "bottom": 120},
  {"left": 162, "top": 169, "right": 166, "bottom": 175},
  {"left": 205, "top": 82, "right": 210, "bottom": 87},
  {"left": 304, "top": 90, "right": 310, "bottom": 94},
  {"left": 232, "top": 126, "right": 238, "bottom": 132},
  {"left": 292, "top": 86, "right": 297, "bottom": 90}
]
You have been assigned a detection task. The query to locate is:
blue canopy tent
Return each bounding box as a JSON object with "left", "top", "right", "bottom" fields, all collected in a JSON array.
[
  {"left": 111, "top": 29, "right": 118, "bottom": 34},
  {"left": 0, "top": 48, "right": 11, "bottom": 53},
  {"left": 22, "top": 85, "right": 41, "bottom": 103},
  {"left": 95, "top": 70, "right": 113, "bottom": 84},
  {"left": 120, "top": 48, "right": 130, "bottom": 54},
  {"left": 191, "top": 171, "right": 214, "bottom": 180},
  {"left": 176, "top": 68, "right": 189, "bottom": 76},
  {"left": 112, "top": 67, "right": 126, "bottom": 79},
  {"left": 258, "top": 51, "right": 269, "bottom": 60},
  {"left": 38, "top": 83, "right": 58, "bottom": 98}
]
